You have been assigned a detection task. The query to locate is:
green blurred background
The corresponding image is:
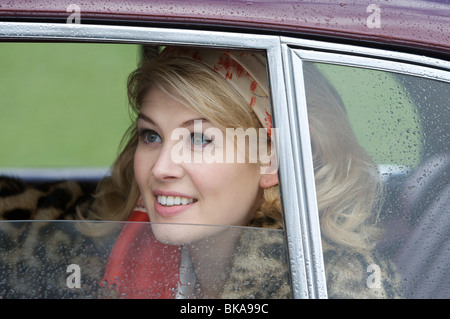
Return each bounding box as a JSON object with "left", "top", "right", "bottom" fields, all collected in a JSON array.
[
  {"left": 0, "top": 42, "right": 140, "bottom": 169},
  {"left": 316, "top": 63, "right": 422, "bottom": 168}
]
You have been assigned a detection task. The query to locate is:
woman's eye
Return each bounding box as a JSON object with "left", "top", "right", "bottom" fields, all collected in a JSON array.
[
  {"left": 191, "top": 132, "right": 212, "bottom": 146},
  {"left": 139, "top": 129, "right": 162, "bottom": 144}
]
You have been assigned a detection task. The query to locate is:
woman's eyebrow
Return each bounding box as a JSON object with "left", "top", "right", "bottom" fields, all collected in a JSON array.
[
  {"left": 180, "top": 118, "right": 209, "bottom": 128},
  {"left": 137, "top": 113, "right": 209, "bottom": 128},
  {"left": 137, "top": 113, "right": 155, "bottom": 125}
]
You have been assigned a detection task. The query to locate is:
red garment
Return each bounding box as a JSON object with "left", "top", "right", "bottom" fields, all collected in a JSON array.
[{"left": 100, "top": 210, "right": 182, "bottom": 299}]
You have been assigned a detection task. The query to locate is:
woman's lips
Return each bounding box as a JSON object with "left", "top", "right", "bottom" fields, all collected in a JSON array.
[{"left": 153, "top": 192, "right": 197, "bottom": 217}]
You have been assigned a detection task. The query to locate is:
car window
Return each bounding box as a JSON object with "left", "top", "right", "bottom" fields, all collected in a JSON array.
[
  {"left": 0, "top": 42, "right": 139, "bottom": 181},
  {"left": 0, "top": 41, "right": 292, "bottom": 299},
  {"left": 302, "top": 61, "right": 449, "bottom": 298},
  {"left": 0, "top": 221, "right": 290, "bottom": 299}
]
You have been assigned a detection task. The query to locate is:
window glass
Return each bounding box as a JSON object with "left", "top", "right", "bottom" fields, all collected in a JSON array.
[
  {"left": 0, "top": 43, "right": 290, "bottom": 300},
  {"left": 303, "top": 61, "right": 449, "bottom": 298},
  {"left": 0, "top": 221, "right": 291, "bottom": 299},
  {"left": 0, "top": 43, "right": 139, "bottom": 174}
]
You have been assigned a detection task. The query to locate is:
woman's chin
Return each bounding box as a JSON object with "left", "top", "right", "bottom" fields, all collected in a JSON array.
[{"left": 150, "top": 222, "right": 224, "bottom": 245}]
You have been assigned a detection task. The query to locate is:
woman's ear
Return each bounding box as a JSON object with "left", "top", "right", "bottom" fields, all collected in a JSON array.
[
  {"left": 258, "top": 145, "right": 278, "bottom": 188},
  {"left": 259, "top": 171, "right": 278, "bottom": 189}
]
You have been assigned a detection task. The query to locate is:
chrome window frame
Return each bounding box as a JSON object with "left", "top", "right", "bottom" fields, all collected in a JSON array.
[{"left": 281, "top": 37, "right": 450, "bottom": 82}]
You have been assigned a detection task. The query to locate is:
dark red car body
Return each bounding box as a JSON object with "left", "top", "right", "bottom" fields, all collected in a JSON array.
[{"left": 1, "top": 0, "right": 449, "bottom": 56}]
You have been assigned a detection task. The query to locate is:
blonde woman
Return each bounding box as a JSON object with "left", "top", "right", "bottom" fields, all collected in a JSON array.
[{"left": 74, "top": 47, "right": 400, "bottom": 299}]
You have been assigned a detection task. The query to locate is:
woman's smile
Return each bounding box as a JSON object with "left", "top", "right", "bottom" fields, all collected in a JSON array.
[
  {"left": 156, "top": 194, "right": 195, "bottom": 206},
  {"left": 153, "top": 190, "right": 198, "bottom": 217},
  {"left": 153, "top": 198, "right": 196, "bottom": 217}
]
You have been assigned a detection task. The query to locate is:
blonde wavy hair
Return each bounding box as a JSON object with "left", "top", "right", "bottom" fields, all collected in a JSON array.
[
  {"left": 81, "top": 49, "right": 382, "bottom": 253},
  {"left": 304, "top": 63, "right": 383, "bottom": 252}
]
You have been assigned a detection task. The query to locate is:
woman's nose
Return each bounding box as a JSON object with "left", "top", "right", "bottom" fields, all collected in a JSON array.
[{"left": 151, "top": 143, "right": 185, "bottom": 181}]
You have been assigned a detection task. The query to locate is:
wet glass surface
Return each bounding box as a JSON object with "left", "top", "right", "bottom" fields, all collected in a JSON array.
[
  {"left": 304, "top": 61, "right": 449, "bottom": 298},
  {"left": 0, "top": 220, "right": 290, "bottom": 299}
]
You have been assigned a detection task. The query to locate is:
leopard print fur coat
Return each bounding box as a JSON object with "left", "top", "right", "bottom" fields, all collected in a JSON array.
[{"left": 0, "top": 176, "right": 401, "bottom": 298}]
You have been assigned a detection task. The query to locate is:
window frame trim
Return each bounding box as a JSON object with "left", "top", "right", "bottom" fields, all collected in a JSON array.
[
  {"left": 281, "top": 37, "right": 450, "bottom": 82},
  {"left": 279, "top": 44, "right": 328, "bottom": 299}
]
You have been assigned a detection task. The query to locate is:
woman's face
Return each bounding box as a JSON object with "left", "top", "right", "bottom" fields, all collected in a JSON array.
[{"left": 134, "top": 87, "right": 264, "bottom": 244}]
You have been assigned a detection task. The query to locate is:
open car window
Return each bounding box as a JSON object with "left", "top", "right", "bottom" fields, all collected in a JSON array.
[
  {"left": 0, "top": 42, "right": 139, "bottom": 181},
  {"left": 0, "top": 41, "right": 292, "bottom": 300}
]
